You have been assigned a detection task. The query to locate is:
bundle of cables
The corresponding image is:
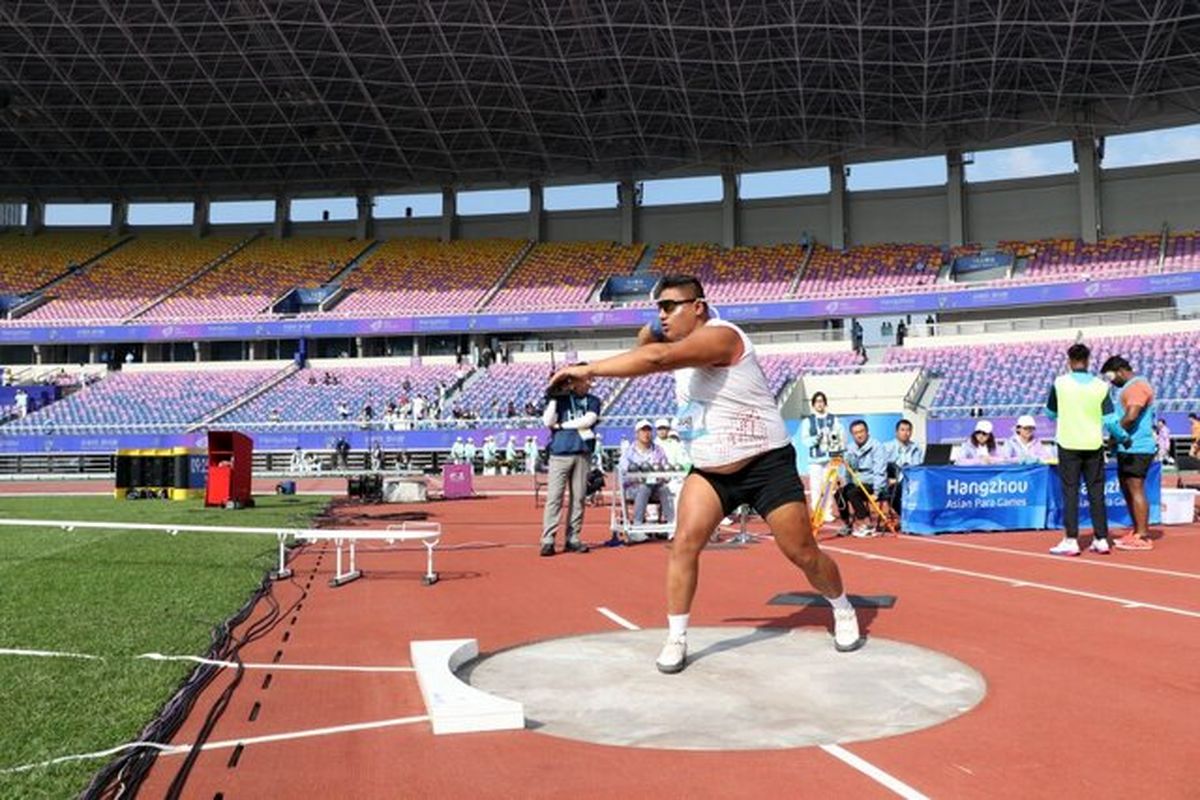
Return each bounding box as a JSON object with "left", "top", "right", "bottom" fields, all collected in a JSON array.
[{"left": 82, "top": 569, "right": 301, "bottom": 800}]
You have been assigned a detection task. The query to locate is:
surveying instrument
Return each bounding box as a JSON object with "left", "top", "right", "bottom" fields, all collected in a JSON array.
[{"left": 809, "top": 428, "right": 897, "bottom": 536}]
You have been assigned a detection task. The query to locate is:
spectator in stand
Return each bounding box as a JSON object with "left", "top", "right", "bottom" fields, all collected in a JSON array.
[
  {"left": 14, "top": 388, "right": 28, "bottom": 419},
  {"left": 336, "top": 401, "right": 350, "bottom": 420},
  {"left": 268, "top": 408, "right": 282, "bottom": 424},
  {"left": 619, "top": 419, "right": 675, "bottom": 537},
  {"left": 1001, "top": 416, "right": 1052, "bottom": 463},
  {"left": 957, "top": 420, "right": 999, "bottom": 464}
]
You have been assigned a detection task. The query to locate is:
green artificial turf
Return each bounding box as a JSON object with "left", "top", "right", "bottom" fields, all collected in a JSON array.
[{"left": 0, "top": 494, "right": 329, "bottom": 798}]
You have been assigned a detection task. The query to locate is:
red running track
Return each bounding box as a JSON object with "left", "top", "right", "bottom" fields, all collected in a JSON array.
[{"left": 14, "top": 481, "right": 1198, "bottom": 798}]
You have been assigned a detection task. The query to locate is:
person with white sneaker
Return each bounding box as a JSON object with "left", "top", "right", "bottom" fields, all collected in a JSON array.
[
  {"left": 1045, "top": 343, "right": 1116, "bottom": 556},
  {"left": 551, "top": 275, "right": 863, "bottom": 674}
]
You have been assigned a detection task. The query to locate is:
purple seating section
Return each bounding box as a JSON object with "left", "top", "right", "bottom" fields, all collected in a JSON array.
[
  {"left": 221, "top": 365, "right": 460, "bottom": 423},
  {"left": 648, "top": 243, "right": 807, "bottom": 302},
  {"left": 445, "top": 363, "right": 621, "bottom": 420},
  {"left": 23, "top": 234, "right": 242, "bottom": 322},
  {"left": 332, "top": 238, "right": 527, "bottom": 316},
  {"left": 487, "top": 242, "right": 644, "bottom": 309},
  {"left": 796, "top": 244, "right": 943, "bottom": 298},
  {"left": 145, "top": 237, "right": 367, "bottom": 320},
  {"left": 4, "top": 231, "right": 1198, "bottom": 324},
  {"left": 15, "top": 368, "right": 276, "bottom": 428},
  {"left": 0, "top": 231, "right": 116, "bottom": 295},
  {"left": 885, "top": 330, "right": 1200, "bottom": 416}
]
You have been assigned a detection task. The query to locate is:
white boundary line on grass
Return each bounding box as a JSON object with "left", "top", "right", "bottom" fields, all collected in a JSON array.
[
  {"left": 0, "top": 647, "right": 103, "bottom": 661},
  {"left": 901, "top": 535, "right": 1200, "bottom": 580},
  {"left": 824, "top": 546, "right": 1200, "bottom": 619},
  {"left": 0, "top": 715, "right": 431, "bottom": 774},
  {"left": 592, "top": 607, "right": 930, "bottom": 800},
  {"left": 136, "top": 653, "right": 416, "bottom": 672},
  {"left": 0, "top": 648, "right": 415, "bottom": 672}
]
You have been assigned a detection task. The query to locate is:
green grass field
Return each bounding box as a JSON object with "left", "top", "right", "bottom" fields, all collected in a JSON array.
[{"left": 0, "top": 494, "right": 330, "bottom": 799}]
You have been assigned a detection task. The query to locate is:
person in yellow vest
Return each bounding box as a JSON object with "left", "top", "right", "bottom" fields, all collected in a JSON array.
[{"left": 1044, "top": 343, "right": 1117, "bottom": 556}]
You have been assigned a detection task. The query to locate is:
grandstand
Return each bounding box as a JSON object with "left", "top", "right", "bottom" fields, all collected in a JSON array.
[
  {"left": 1, "top": 5, "right": 1199, "bottom": 800},
  {"left": 328, "top": 238, "right": 527, "bottom": 316},
  {"left": 0, "top": 230, "right": 118, "bottom": 296},
  {"left": 143, "top": 236, "right": 369, "bottom": 320},
  {"left": 21, "top": 233, "right": 245, "bottom": 322},
  {"left": 487, "top": 241, "right": 644, "bottom": 309}
]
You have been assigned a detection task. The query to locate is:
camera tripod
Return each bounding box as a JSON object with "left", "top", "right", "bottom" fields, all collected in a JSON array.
[{"left": 809, "top": 454, "right": 897, "bottom": 536}]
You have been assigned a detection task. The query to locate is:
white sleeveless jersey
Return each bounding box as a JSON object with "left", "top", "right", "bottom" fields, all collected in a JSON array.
[{"left": 674, "top": 319, "right": 790, "bottom": 469}]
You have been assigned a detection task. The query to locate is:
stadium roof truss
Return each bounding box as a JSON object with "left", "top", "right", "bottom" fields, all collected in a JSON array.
[{"left": 1, "top": 0, "right": 1199, "bottom": 199}]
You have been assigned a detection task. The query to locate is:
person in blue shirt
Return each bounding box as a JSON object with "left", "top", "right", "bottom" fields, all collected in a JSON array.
[
  {"left": 883, "top": 418, "right": 925, "bottom": 511},
  {"left": 539, "top": 369, "right": 601, "bottom": 556},
  {"left": 837, "top": 419, "right": 889, "bottom": 537},
  {"left": 1100, "top": 355, "right": 1157, "bottom": 551}
]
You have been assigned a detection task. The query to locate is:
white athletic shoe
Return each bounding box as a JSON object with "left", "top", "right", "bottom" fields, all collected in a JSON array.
[
  {"left": 1088, "top": 538, "right": 1111, "bottom": 555},
  {"left": 656, "top": 635, "right": 687, "bottom": 674},
  {"left": 1049, "top": 537, "right": 1081, "bottom": 556},
  {"left": 851, "top": 524, "right": 877, "bottom": 538},
  {"left": 833, "top": 607, "right": 865, "bottom": 652}
]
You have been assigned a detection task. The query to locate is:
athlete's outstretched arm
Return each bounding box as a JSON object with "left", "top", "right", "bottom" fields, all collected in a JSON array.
[{"left": 549, "top": 325, "right": 742, "bottom": 389}]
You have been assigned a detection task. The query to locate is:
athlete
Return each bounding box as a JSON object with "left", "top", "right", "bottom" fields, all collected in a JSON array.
[{"left": 550, "top": 275, "right": 863, "bottom": 673}]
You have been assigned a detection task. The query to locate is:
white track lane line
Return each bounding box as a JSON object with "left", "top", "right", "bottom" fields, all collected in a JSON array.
[
  {"left": 596, "top": 607, "right": 641, "bottom": 630},
  {"left": 824, "top": 546, "right": 1200, "bottom": 619},
  {"left": 0, "top": 716, "right": 431, "bottom": 774},
  {"left": 820, "top": 744, "right": 930, "bottom": 800},
  {"left": 0, "top": 648, "right": 103, "bottom": 661},
  {"left": 901, "top": 535, "right": 1200, "bottom": 580}
]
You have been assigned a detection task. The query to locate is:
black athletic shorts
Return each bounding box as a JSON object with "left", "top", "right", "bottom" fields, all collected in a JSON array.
[
  {"left": 1116, "top": 452, "right": 1155, "bottom": 479},
  {"left": 689, "top": 443, "right": 807, "bottom": 518}
]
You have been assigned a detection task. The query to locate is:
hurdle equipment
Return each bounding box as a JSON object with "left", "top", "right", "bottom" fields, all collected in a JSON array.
[
  {"left": 410, "top": 639, "right": 524, "bottom": 735},
  {"left": 0, "top": 518, "right": 441, "bottom": 589}
]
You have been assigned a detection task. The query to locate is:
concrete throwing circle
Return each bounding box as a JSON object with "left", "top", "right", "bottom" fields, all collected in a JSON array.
[{"left": 466, "top": 627, "right": 986, "bottom": 750}]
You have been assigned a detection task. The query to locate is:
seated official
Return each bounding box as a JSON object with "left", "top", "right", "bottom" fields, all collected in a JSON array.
[
  {"left": 1001, "top": 415, "right": 1053, "bottom": 463},
  {"left": 619, "top": 419, "right": 675, "bottom": 532},
  {"left": 957, "top": 419, "right": 1000, "bottom": 464},
  {"left": 884, "top": 418, "right": 925, "bottom": 510},
  {"left": 837, "top": 419, "right": 888, "bottom": 537}
]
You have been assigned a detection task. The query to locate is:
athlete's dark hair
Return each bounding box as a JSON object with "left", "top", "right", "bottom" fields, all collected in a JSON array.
[
  {"left": 811, "top": 391, "right": 828, "bottom": 405},
  {"left": 654, "top": 274, "right": 706, "bottom": 299},
  {"left": 1067, "top": 343, "right": 1090, "bottom": 363},
  {"left": 849, "top": 419, "right": 868, "bottom": 432},
  {"left": 895, "top": 419, "right": 913, "bottom": 431},
  {"left": 1099, "top": 355, "right": 1132, "bottom": 373}
]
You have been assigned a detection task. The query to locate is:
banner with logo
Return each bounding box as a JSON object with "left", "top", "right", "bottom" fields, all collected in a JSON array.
[
  {"left": 901, "top": 464, "right": 1051, "bottom": 534},
  {"left": 1046, "top": 461, "right": 1162, "bottom": 528}
]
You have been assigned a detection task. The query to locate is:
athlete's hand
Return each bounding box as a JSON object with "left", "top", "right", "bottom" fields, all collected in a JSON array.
[{"left": 548, "top": 363, "right": 591, "bottom": 393}]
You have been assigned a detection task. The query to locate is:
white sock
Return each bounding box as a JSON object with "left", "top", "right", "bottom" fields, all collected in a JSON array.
[
  {"left": 667, "top": 613, "right": 689, "bottom": 639},
  {"left": 827, "top": 593, "right": 853, "bottom": 612}
]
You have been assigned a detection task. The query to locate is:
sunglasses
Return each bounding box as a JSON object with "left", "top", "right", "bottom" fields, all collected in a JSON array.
[{"left": 656, "top": 297, "right": 702, "bottom": 314}]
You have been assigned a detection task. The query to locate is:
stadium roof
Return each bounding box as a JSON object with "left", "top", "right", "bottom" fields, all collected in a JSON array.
[{"left": 2, "top": 1, "right": 1199, "bottom": 199}]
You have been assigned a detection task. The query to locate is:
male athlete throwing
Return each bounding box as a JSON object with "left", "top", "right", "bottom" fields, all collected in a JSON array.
[{"left": 550, "top": 275, "right": 863, "bottom": 673}]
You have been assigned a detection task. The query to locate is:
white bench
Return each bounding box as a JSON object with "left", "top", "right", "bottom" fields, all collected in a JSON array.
[{"left": 410, "top": 639, "right": 525, "bottom": 735}]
